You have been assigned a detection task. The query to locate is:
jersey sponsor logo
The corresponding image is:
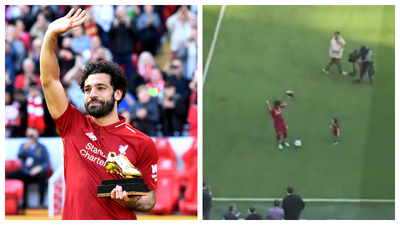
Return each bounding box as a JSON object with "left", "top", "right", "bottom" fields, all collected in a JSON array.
[
  {"left": 119, "top": 145, "right": 128, "bottom": 156},
  {"left": 85, "top": 132, "right": 97, "bottom": 141},
  {"left": 79, "top": 143, "right": 107, "bottom": 167},
  {"left": 151, "top": 164, "right": 157, "bottom": 182}
]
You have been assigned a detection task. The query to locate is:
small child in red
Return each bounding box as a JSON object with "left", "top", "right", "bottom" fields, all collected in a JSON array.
[{"left": 331, "top": 118, "right": 340, "bottom": 145}]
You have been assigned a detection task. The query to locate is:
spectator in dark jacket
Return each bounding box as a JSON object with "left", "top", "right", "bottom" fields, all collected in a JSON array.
[
  {"left": 282, "top": 187, "right": 305, "bottom": 220},
  {"left": 158, "top": 80, "right": 187, "bottom": 136},
  {"left": 131, "top": 85, "right": 160, "bottom": 136},
  {"left": 245, "top": 206, "right": 263, "bottom": 220},
  {"left": 6, "top": 127, "right": 50, "bottom": 209},
  {"left": 109, "top": 5, "right": 136, "bottom": 79}
]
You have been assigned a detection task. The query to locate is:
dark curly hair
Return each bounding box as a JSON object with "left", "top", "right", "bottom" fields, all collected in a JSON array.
[{"left": 79, "top": 60, "right": 128, "bottom": 105}]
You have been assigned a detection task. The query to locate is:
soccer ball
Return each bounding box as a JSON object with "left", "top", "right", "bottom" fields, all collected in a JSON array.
[{"left": 294, "top": 140, "right": 302, "bottom": 147}]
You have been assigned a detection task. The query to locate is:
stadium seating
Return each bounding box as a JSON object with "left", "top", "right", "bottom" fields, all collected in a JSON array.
[
  {"left": 179, "top": 156, "right": 197, "bottom": 215},
  {"left": 181, "top": 138, "right": 197, "bottom": 187},
  {"left": 5, "top": 179, "right": 24, "bottom": 215},
  {"left": 5, "top": 159, "right": 22, "bottom": 177},
  {"left": 149, "top": 169, "right": 181, "bottom": 214}
]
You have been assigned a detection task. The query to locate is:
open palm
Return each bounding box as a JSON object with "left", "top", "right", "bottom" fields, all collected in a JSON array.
[{"left": 47, "top": 8, "right": 87, "bottom": 36}]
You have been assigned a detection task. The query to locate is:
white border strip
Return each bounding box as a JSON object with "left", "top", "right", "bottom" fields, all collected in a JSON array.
[
  {"left": 213, "top": 197, "right": 395, "bottom": 203},
  {"left": 203, "top": 5, "right": 226, "bottom": 85}
]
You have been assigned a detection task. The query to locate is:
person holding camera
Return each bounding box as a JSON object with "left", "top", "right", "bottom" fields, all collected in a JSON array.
[
  {"left": 6, "top": 127, "right": 50, "bottom": 209},
  {"left": 356, "top": 46, "right": 374, "bottom": 84},
  {"left": 322, "top": 31, "right": 348, "bottom": 75}
]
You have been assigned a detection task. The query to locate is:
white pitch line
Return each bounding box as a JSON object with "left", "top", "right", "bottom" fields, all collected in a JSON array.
[
  {"left": 212, "top": 198, "right": 395, "bottom": 203},
  {"left": 203, "top": 5, "right": 226, "bottom": 85}
]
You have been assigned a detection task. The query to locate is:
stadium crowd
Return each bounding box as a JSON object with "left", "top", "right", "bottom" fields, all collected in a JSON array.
[{"left": 5, "top": 5, "right": 198, "bottom": 138}]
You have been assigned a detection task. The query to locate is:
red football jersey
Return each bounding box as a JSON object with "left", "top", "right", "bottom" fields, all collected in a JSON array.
[
  {"left": 270, "top": 106, "right": 286, "bottom": 125},
  {"left": 332, "top": 124, "right": 340, "bottom": 135},
  {"left": 53, "top": 102, "right": 158, "bottom": 220}
]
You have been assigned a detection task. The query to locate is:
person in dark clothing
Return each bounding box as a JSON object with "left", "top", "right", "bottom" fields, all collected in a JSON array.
[
  {"left": 158, "top": 80, "right": 187, "bottom": 136},
  {"left": 245, "top": 206, "right": 263, "bottom": 220},
  {"left": 282, "top": 187, "right": 305, "bottom": 220},
  {"left": 203, "top": 182, "right": 212, "bottom": 220},
  {"left": 6, "top": 127, "right": 50, "bottom": 209},
  {"left": 223, "top": 204, "right": 240, "bottom": 220},
  {"left": 165, "top": 59, "right": 190, "bottom": 101},
  {"left": 131, "top": 85, "right": 160, "bottom": 136},
  {"left": 109, "top": 5, "right": 136, "bottom": 79}
]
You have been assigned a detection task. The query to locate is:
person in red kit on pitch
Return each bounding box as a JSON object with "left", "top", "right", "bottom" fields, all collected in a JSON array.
[
  {"left": 331, "top": 118, "right": 341, "bottom": 145},
  {"left": 265, "top": 94, "right": 292, "bottom": 150},
  {"left": 40, "top": 9, "right": 158, "bottom": 220}
]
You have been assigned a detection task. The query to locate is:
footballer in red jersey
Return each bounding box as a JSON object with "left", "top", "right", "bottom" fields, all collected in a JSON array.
[
  {"left": 40, "top": 9, "right": 157, "bottom": 220},
  {"left": 266, "top": 95, "right": 292, "bottom": 150},
  {"left": 331, "top": 118, "right": 340, "bottom": 145}
]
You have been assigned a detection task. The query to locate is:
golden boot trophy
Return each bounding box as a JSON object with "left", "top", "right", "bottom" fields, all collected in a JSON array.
[{"left": 97, "top": 152, "right": 148, "bottom": 197}]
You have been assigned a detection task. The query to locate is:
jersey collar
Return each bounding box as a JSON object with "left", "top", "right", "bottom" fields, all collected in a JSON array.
[{"left": 89, "top": 115, "right": 127, "bottom": 132}]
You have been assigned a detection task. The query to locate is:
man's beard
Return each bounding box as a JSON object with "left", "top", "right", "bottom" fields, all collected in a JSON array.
[{"left": 85, "top": 94, "right": 115, "bottom": 118}]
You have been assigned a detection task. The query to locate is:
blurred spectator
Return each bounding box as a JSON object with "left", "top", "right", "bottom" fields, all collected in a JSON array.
[
  {"left": 158, "top": 80, "right": 187, "bottom": 136},
  {"left": 91, "top": 5, "right": 114, "bottom": 48},
  {"left": 266, "top": 199, "right": 284, "bottom": 220},
  {"left": 178, "top": 27, "right": 197, "bottom": 80},
  {"left": 29, "top": 38, "right": 43, "bottom": 75},
  {"left": 26, "top": 83, "right": 46, "bottom": 134},
  {"left": 30, "top": 5, "right": 58, "bottom": 22},
  {"left": 245, "top": 206, "right": 263, "bottom": 220},
  {"left": 82, "top": 35, "right": 112, "bottom": 65},
  {"left": 164, "top": 59, "right": 190, "bottom": 101},
  {"left": 7, "top": 25, "right": 27, "bottom": 75},
  {"left": 62, "top": 56, "right": 86, "bottom": 113},
  {"left": 137, "top": 51, "right": 156, "bottom": 82},
  {"left": 5, "top": 40, "right": 16, "bottom": 86},
  {"left": 6, "top": 126, "right": 50, "bottom": 209},
  {"left": 71, "top": 26, "right": 91, "bottom": 54},
  {"left": 109, "top": 5, "right": 137, "bottom": 79},
  {"left": 83, "top": 10, "right": 99, "bottom": 37},
  {"left": 5, "top": 91, "right": 21, "bottom": 138},
  {"left": 29, "top": 12, "right": 49, "bottom": 40},
  {"left": 13, "top": 58, "right": 41, "bottom": 92},
  {"left": 223, "top": 204, "right": 240, "bottom": 220},
  {"left": 166, "top": 6, "right": 195, "bottom": 60},
  {"left": 147, "top": 68, "right": 165, "bottom": 99},
  {"left": 188, "top": 76, "right": 197, "bottom": 137},
  {"left": 136, "top": 5, "right": 161, "bottom": 56},
  {"left": 58, "top": 37, "right": 77, "bottom": 80},
  {"left": 118, "top": 93, "right": 137, "bottom": 115},
  {"left": 15, "top": 18, "right": 32, "bottom": 52},
  {"left": 131, "top": 85, "right": 160, "bottom": 136}
]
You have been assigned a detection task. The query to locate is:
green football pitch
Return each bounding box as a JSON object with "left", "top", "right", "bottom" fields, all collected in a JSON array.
[{"left": 203, "top": 5, "right": 395, "bottom": 220}]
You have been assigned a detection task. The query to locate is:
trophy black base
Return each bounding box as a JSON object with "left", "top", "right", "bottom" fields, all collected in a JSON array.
[{"left": 97, "top": 178, "right": 148, "bottom": 197}]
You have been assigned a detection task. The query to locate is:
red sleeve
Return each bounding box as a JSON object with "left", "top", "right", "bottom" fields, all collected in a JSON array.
[
  {"left": 136, "top": 138, "right": 158, "bottom": 190},
  {"left": 53, "top": 101, "right": 86, "bottom": 137}
]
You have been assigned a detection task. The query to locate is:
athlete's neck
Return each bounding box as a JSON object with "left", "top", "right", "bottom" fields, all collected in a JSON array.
[{"left": 91, "top": 111, "right": 120, "bottom": 127}]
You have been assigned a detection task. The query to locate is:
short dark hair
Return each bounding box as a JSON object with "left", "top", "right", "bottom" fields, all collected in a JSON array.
[
  {"left": 273, "top": 199, "right": 280, "bottom": 207},
  {"left": 287, "top": 187, "right": 294, "bottom": 194},
  {"left": 164, "top": 80, "right": 176, "bottom": 88},
  {"left": 334, "top": 31, "right": 340, "bottom": 35},
  {"left": 79, "top": 60, "right": 128, "bottom": 105},
  {"left": 249, "top": 206, "right": 255, "bottom": 213},
  {"left": 274, "top": 100, "right": 281, "bottom": 107},
  {"left": 203, "top": 182, "right": 207, "bottom": 188},
  {"left": 228, "top": 204, "right": 235, "bottom": 212},
  {"left": 332, "top": 117, "right": 338, "bottom": 124}
]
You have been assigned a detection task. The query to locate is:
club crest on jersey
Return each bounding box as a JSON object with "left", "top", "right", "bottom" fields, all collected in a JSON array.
[
  {"left": 85, "top": 132, "right": 97, "bottom": 141},
  {"left": 119, "top": 145, "right": 128, "bottom": 156}
]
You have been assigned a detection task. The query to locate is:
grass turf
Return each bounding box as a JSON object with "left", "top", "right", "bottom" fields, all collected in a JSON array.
[{"left": 203, "top": 5, "right": 394, "bottom": 220}]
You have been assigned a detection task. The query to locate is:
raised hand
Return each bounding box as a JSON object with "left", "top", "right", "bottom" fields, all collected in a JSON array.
[{"left": 47, "top": 8, "right": 87, "bottom": 36}]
